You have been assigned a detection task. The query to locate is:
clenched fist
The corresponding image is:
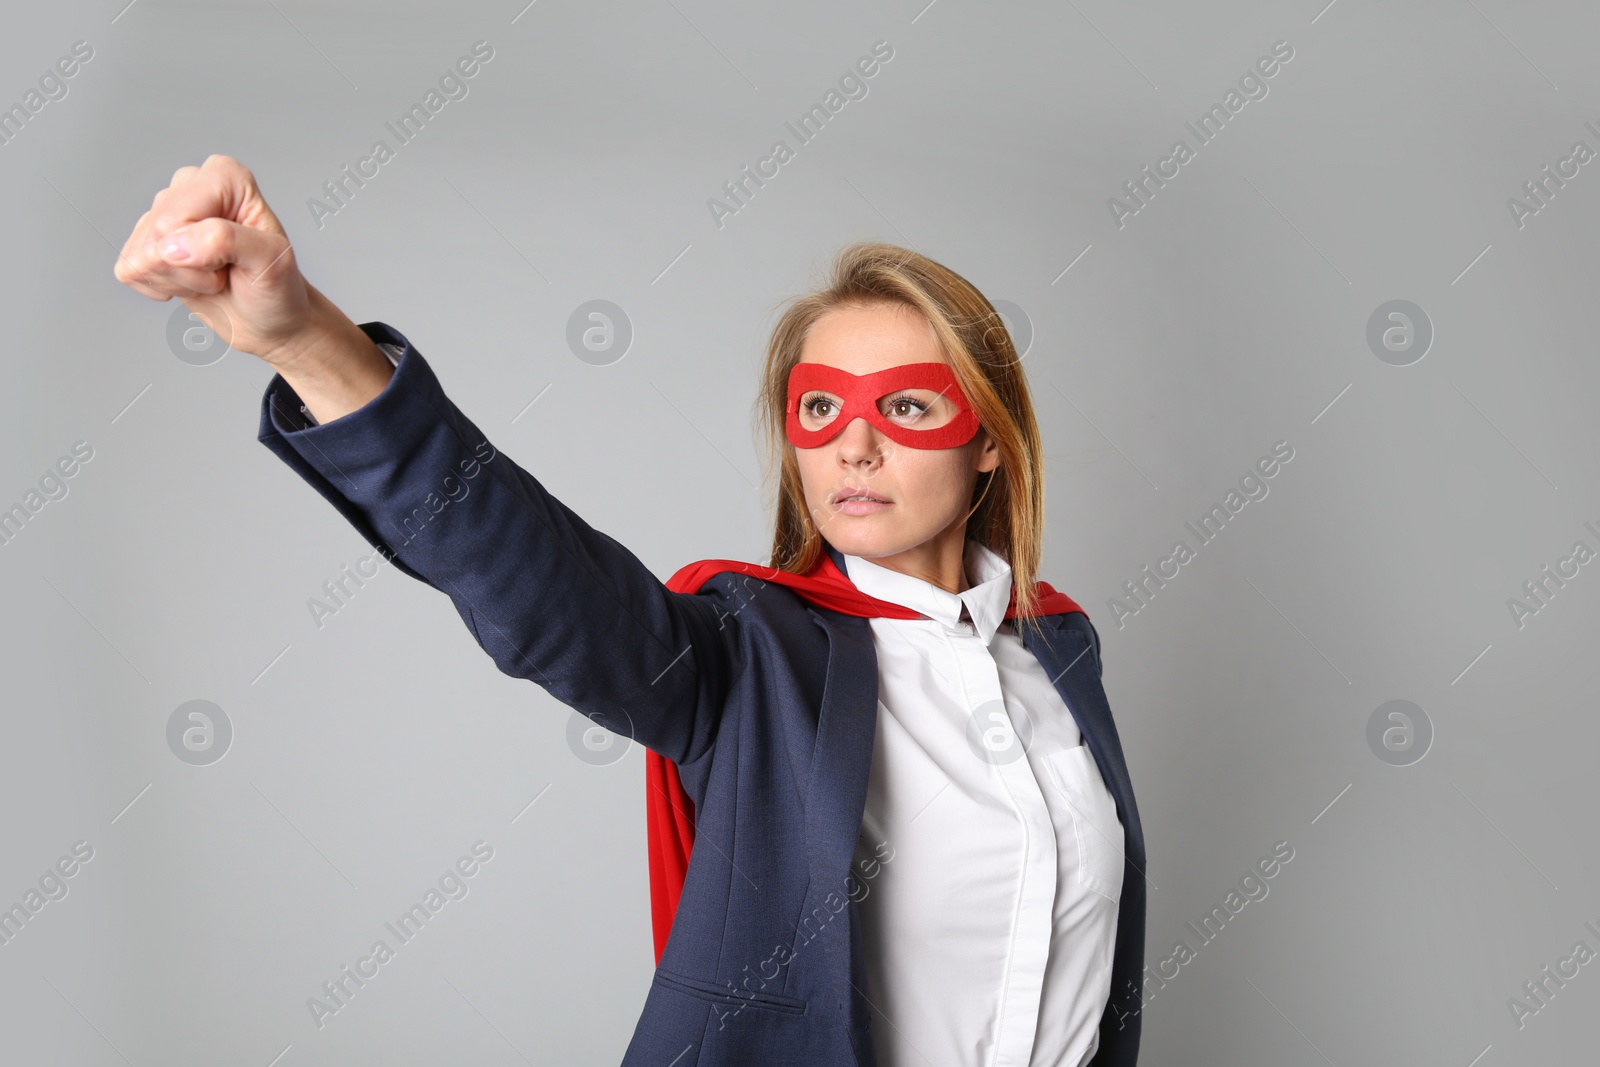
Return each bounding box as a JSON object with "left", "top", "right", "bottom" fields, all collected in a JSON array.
[{"left": 117, "top": 154, "right": 393, "bottom": 423}]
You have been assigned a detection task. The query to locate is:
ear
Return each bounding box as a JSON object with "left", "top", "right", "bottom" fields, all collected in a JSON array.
[{"left": 974, "top": 428, "right": 1002, "bottom": 473}]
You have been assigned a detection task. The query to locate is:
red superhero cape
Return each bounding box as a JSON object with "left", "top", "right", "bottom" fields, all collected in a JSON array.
[{"left": 645, "top": 548, "right": 1085, "bottom": 963}]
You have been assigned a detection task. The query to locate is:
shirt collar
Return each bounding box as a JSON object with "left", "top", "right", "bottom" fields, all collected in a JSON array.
[{"left": 841, "top": 540, "right": 1013, "bottom": 643}]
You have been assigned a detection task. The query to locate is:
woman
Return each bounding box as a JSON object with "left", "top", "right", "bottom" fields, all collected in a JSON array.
[{"left": 116, "top": 155, "right": 1146, "bottom": 1067}]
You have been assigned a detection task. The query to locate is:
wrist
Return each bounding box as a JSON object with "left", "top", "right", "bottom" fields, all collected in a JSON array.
[
  {"left": 263, "top": 285, "right": 368, "bottom": 377},
  {"left": 267, "top": 290, "right": 395, "bottom": 425}
]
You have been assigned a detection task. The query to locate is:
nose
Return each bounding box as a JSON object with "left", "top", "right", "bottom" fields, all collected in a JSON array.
[{"left": 835, "top": 414, "right": 888, "bottom": 466}]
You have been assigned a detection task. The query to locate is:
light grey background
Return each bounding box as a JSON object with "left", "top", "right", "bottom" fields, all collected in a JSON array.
[{"left": 3, "top": 0, "right": 1597, "bottom": 1063}]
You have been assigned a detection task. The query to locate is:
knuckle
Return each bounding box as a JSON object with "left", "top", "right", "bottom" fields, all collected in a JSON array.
[
  {"left": 189, "top": 217, "right": 223, "bottom": 253},
  {"left": 128, "top": 251, "right": 159, "bottom": 280},
  {"left": 117, "top": 260, "right": 152, "bottom": 290}
]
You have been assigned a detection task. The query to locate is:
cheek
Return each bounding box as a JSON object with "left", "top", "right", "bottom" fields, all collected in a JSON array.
[
  {"left": 893, "top": 449, "right": 967, "bottom": 494},
  {"left": 794, "top": 452, "right": 831, "bottom": 501},
  {"left": 793, "top": 451, "right": 820, "bottom": 480}
]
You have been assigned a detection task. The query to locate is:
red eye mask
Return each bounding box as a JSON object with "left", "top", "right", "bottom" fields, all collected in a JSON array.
[{"left": 785, "top": 361, "right": 980, "bottom": 449}]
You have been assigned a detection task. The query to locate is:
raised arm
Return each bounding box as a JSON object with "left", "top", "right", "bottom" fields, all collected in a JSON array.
[
  {"left": 115, "top": 155, "right": 740, "bottom": 763},
  {"left": 258, "top": 321, "right": 740, "bottom": 761}
]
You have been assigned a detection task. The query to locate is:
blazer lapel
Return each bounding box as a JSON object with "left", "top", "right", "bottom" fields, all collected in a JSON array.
[
  {"left": 1021, "top": 616, "right": 1143, "bottom": 862},
  {"left": 799, "top": 612, "right": 878, "bottom": 995},
  {"left": 795, "top": 546, "right": 881, "bottom": 994}
]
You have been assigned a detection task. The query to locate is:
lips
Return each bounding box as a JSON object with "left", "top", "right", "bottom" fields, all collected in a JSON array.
[{"left": 831, "top": 484, "right": 890, "bottom": 506}]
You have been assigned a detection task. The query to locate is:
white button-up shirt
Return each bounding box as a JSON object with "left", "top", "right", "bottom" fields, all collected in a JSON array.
[{"left": 845, "top": 540, "right": 1123, "bottom": 1067}]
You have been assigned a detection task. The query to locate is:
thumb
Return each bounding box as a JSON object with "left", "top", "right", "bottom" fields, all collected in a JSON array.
[{"left": 158, "top": 215, "right": 298, "bottom": 287}]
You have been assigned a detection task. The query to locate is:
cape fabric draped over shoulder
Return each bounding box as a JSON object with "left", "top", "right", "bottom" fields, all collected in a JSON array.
[{"left": 646, "top": 549, "right": 1085, "bottom": 963}]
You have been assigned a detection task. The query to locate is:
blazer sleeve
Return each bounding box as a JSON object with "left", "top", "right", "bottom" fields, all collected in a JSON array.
[{"left": 256, "top": 320, "right": 739, "bottom": 765}]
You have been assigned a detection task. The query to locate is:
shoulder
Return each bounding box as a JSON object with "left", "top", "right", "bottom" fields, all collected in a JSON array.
[
  {"left": 685, "top": 570, "right": 836, "bottom": 712},
  {"left": 693, "top": 568, "right": 821, "bottom": 622},
  {"left": 1054, "top": 609, "right": 1103, "bottom": 677},
  {"left": 691, "top": 568, "right": 836, "bottom": 651}
]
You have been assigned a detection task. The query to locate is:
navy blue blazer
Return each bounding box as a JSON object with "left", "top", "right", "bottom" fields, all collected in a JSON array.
[{"left": 258, "top": 321, "right": 1146, "bottom": 1066}]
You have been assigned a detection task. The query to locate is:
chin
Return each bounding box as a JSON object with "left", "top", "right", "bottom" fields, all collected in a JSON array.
[{"left": 822, "top": 523, "right": 911, "bottom": 559}]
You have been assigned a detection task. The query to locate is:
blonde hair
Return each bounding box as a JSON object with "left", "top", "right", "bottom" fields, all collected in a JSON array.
[{"left": 754, "top": 242, "right": 1051, "bottom": 621}]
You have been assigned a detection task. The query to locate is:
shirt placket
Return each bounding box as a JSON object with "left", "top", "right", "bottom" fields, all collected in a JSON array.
[{"left": 941, "top": 617, "right": 1057, "bottom": 1067}]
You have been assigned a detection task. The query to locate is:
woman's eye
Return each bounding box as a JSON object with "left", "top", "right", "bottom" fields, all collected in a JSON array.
[
  {"left": 887, "top": 395, "right": 929, "bottom": 420},
  {"left": 803, "top": 396, "right": 836, "bottom": 418}
]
